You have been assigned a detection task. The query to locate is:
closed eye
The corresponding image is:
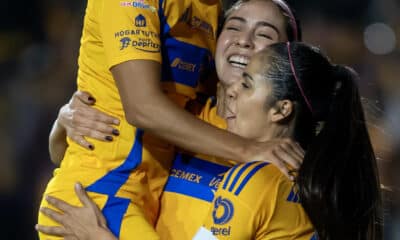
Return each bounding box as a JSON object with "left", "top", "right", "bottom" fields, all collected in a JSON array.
[{"left": 257, "top": 33, "right": 273, "bottom": 40}]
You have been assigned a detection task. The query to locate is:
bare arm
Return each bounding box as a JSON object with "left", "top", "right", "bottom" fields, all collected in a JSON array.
[
  {"left": 113, "top": 60, "right": 248, "bottom": 162},
  {"left": 49, "top": 119, "right": 68, "bottom": 166},
  {"left": 48, "top": 61, "right": 303, "bottom": 177},
  {"left": 112, "top": 60, "right": 303, "bottom": 176}
]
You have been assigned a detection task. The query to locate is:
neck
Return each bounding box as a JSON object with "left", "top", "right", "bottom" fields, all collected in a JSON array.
[{"left": 257, "top": 123, "right": 294, "bottom": 142}]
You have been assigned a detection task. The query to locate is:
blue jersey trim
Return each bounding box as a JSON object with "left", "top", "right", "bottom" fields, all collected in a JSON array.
[
  {"left": 234, "top": 162, "right": 269, "bottom": 196},
  {"left": 222, "top": 164, "right": 240, "bottom": 190},
  {"left": 102, "top": 196, "right": 131, "bottom": 238},
  {"left": 310, "top": 233, "right": 318, "bottom": 240},
  {"left": 228, "top": 161, "right": 253, "bottom": 192},
  {"left": 161, "top": 37, "right": 213, "bottom": 88},
  {"left": 85, "top": 129, "right": 144, "bottom": 237},
  {"left": 286, "top": 187, "right": 300, "bottom": 203},
  {"left": 163, "top": 154, "right": 230, "bottom": 202},
  {"left": 86, "top": 129, "right": 144, "bottom": 195}
]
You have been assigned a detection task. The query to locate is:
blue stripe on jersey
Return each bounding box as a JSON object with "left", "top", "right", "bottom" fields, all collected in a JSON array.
[
  {"left": 222, "top": 164, "right": 240, "bottom": 190},
  {"left": 228, "top": 161, "right": 254, "bottom": 192},
  {"left": 234, "top": 162, "right": 269, "bottom": 196},
  {"left": 163, "top": 153, "right": 230, "bottom": 202},
  {"left": 310, "top": 233, "right": 318, "bottom": 240},
  {"left": 86, "top": 129, "right": 144, "bottom": 195},
  {"left": 161, "top": 37, "right": 213, "bottom": 87},
  {"left": 102, "top": 196, "right": 130, "bottom": 238},
  {"left": 158, "top": 0, "right": 169, "bottom": 36},
  {"left": 85, "top": 129, "right": 144, "bottom": 237},
  {"left": 287, "top": 187, "right": 300, "bottom": 203},
  {"left": 158, "top": 8, "right": 214, "bottom": 89}
]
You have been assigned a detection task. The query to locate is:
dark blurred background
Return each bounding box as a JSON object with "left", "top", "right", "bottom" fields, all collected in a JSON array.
[{"left": 0, "top": 0, "right": 398, "bottom": 239}]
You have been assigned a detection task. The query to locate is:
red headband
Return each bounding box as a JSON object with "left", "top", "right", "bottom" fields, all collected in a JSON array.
[{"left": 286, "top": 42, "right": 313, "bottom": 114}]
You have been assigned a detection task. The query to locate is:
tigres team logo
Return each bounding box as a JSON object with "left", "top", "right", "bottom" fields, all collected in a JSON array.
[
  {"left": 212, "top": 196, "right": 234, "bottom": 225},
  {"left": 135, "top": 14, "right": 146, "bottom": 27}
]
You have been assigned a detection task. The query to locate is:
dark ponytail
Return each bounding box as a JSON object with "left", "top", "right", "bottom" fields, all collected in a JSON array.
[
  {"left": 297, "top": 65, "right": 382, "bottom": 240},
  {"left": 263, "top": 42, "right": 382, "bottom": 239}
]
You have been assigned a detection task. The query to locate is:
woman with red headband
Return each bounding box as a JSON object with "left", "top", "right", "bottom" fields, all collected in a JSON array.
[{"left": 196, "top": 42, "right": 381, "bottom": 239}]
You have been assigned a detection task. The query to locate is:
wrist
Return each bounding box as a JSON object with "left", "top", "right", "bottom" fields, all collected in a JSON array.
[
  {"left": 92, "top": 227, "right": 116, "bottom": 240},
  {"left": 233, "top": 138, "right": 252, "bottom": 163}
]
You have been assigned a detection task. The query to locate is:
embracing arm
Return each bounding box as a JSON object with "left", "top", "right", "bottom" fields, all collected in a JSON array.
[
  {"left": 113, "top": 60, "right": 302, "bottom": 175},
  {"left": 113, "top": 60, "right": 248, "bottom": 162},
  {"left": 49, "top": 61, "right": 303, "bottom": 176}
]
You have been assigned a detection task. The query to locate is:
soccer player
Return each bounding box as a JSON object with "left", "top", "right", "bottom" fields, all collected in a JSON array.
[
  {"left": 37, "top": 0, "right": 303, "bottom": 240},
  {"left": 37, "top": 42, "right": 382, "bottom": 239},
  {"left": 194, "top": 43, "right": 382, "bottom": 239},
  {"left": 38, "top": 0, "right": 305, "bottom": 239}
]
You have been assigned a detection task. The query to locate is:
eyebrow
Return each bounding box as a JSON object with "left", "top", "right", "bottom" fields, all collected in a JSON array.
[
  {"left": 225, "top": 16, "right": 280, "bottom": 36},
  {"left": 242, "top": 72, "right": 254, "bottom": 82}
]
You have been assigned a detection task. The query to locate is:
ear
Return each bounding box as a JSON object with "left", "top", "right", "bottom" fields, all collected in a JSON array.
[{"left": 270, "top": 100, "right": 294, "bottom": 122}]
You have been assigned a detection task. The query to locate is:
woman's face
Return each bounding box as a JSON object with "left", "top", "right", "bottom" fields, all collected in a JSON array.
[
  {"left": 225, "top": 53, "right": 274, "bottom": 141},
  {"left": 216, "top": 0, "right": 287, "bottom": 87}
]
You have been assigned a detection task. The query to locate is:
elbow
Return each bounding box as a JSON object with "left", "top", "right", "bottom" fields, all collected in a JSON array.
[{"left": 124, "top": 107, "right": 153, "bottom": 130}]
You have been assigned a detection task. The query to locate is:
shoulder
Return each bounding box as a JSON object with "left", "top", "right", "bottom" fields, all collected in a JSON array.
[{"left": 221, "top": 161, "right": 290, "bottom": 200}]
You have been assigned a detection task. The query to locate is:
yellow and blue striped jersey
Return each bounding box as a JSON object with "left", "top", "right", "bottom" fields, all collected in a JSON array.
[
  {"left": 197, "top": 161, "right": 315, "bottom": 240},
  {"left": 156, "top": 98, "right": 232, "bottom": 239},
  {"left": 43, "top": 0, "right": 221, "bottom": 237}
]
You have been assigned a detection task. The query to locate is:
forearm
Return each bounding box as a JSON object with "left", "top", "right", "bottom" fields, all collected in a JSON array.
[
  {"left": 48, "top": 119, "right": 68, "bottom": 165},
  {"left": 113, "top": 60, "right": 251, "bottom": 163},
  {"left": 125, "top": 91, "right": 249, "bottom": 163}
]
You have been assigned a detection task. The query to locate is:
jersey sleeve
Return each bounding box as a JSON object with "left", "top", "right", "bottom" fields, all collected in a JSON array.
[
  {"left": 195, "top": 162, "right": 315, "bottom": 240},
  {"left": 99, "top": 0, "right": 161, "bottom": 68}
]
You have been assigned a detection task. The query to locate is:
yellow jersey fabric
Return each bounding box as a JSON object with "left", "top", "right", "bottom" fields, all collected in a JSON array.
[
  {"left": 39, "top": 0, "right": 220, "bottom": 239},
  {"left": 197, "top": 161, "right": 315, "bottom": 240},
  {"left": 156, "top": 98, "right": 232, "bottom": 239}
]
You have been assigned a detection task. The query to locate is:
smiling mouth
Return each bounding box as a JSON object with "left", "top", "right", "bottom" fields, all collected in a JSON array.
[{"left": 228, "top": 55, "right": 249, "bottom": 68}]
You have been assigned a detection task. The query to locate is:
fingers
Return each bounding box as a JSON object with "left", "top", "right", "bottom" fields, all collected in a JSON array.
[
  {"left": 70, "top": 135, "right": 94, "bottom": 150},
  {"left": 74, "top": 183, "right": 94, "bottom": 208},
  {"left": 71, "top": 112, "right": 119, "bottom": 135},
  {"left": 73, "top": 91, "right": 96, "bottom": 105},
  {"left": 269, "top": 150, "right": 292, "bottom": 180},
  {"left": 35, "top": 224, "right": 69, "bottom": 237},
  {"left": 45, "top": 195, "right": 75, "bottom": 213},
  {"left": 275, "top": 145, "right": 301, "bottom": 169},
  {"left": 39, "top": 207, "right": 66, "bottom": 225},
  {"left": 280, "top": 139, "right": 305, "bottom": 164},
  {"left": 74, "top": 183, "right": 107, "bottom": 228}
]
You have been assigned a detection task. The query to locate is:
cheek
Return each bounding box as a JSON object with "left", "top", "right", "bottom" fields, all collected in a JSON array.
[
  {"left": 236, "top": 98, "right": 268, "bottom": 139},
  {"left": 215, "top": 37, "right": 227, "bottom": 79},
  {"left": 254, "top": 39, "right": 277, "bottom": 52}
]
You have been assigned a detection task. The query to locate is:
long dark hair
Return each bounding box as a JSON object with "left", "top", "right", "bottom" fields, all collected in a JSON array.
[
  {"left": 222, "top": 0, "right": 302, "bottom": 41},
  {"left": 262, "top": 42, "right": 382, "bottom": 240}
]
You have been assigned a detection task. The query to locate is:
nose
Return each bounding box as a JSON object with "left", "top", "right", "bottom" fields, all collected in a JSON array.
[
  {"left": 227, "top": 81, "right": 240, "bottom": 100},
  {"left": 235, "top": 30, "right": 254, "bottom": 49}
]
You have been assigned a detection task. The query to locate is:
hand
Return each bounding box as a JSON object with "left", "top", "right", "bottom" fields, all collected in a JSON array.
[
  {"left": 58, "top": 91, "right": 120, "bottom": 150},
  {"left": 245, "top": 138, "right": 305, "bottom": 180},
  {"left": 36, "top": 183, "right": 117, "bottom": 240}
]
